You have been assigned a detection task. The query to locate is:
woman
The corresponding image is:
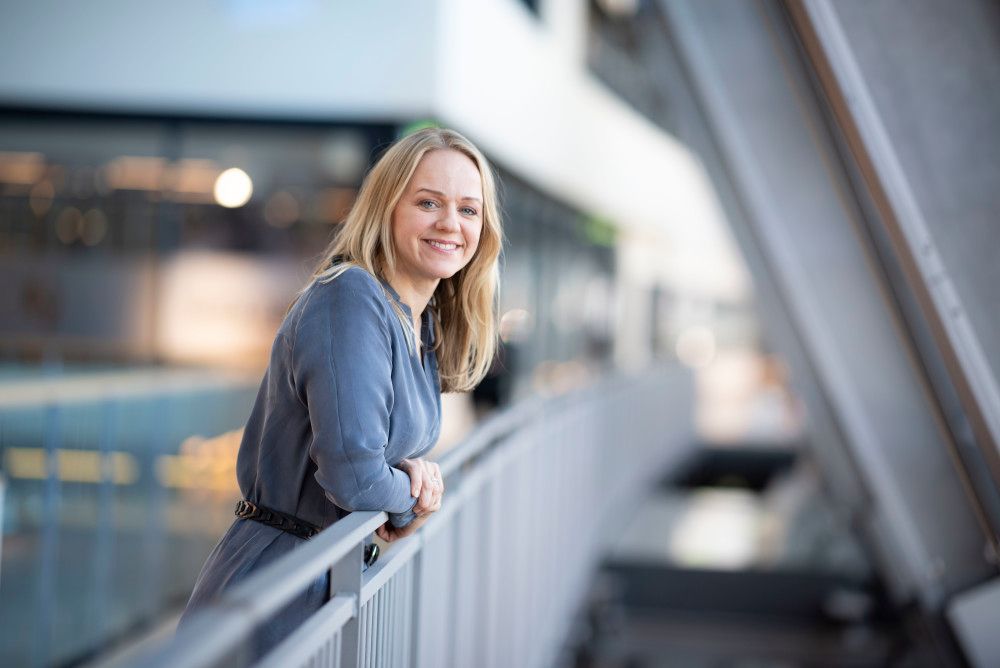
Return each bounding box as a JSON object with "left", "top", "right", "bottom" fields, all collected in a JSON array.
[{"left": 178, "top": 127, "right": 503, "bottom": 658}]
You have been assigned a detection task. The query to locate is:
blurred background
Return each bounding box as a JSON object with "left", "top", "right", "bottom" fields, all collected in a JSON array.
[{"left": 1, "top": 0, "right": 999, "bottom": 666}]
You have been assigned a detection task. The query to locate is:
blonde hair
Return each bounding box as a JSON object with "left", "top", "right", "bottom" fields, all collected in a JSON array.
[{"left": 293, "top": 127, "right": 502, "bottom": 393}]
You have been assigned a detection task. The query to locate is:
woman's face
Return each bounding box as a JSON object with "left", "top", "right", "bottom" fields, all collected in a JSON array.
[{"left": 390, "top": 149, "right": 484, "bottom": 291}]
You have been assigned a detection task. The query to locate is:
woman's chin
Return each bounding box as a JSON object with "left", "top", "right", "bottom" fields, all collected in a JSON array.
[{"left": 422, "top": 260, "right": 469, "bottom": 280}]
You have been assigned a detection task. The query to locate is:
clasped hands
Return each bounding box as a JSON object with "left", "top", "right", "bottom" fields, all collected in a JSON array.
[{"left": 375, "top": 457, "right": 443, "bottom": 543}]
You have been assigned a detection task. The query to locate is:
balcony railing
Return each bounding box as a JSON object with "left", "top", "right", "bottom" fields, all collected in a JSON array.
[{"left": 114, "top": 366, "right": 693, "bottom": 668}]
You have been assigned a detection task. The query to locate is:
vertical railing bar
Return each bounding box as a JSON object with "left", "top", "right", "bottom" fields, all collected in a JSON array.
[
  {"left": 369, "top": 589, "right": 377, "bottom": 668},
  {"left": 146, "top": 397, "right": 170, "bottom": 619},
  {"left": 364, "top": 597, "right": 372, "bottom": 668},
  {"left": 391, "top": 567, "right": 400, "bottom": 667},
  {"left": 409, "top": 537, "right": 423, "bottom": 668},
  {"left": 369, "top": 592, "right": 376, "bottom": 668},
  {"left": 94, "top": 399, "right": 117, "bottom": 646},
  {"left": 383, "top": 574, "right": 391, "bottom": 668},
  {"left": 394, "top": 562, "right": 403, "bottom": 668},
  {"left": 518, "top": 434, "right": 532, "bottom": 666},
  {"left": 329, "top": 541, "right": 363, "bottom": 666},
  {"left": 492, "top": 467, "right": 505, "bottom": 668},
  {"left": 405, "top": 557, "right": 414, "bottom": 667},
  {"left": 377, "top": 585, "right": 385, "bottom": 668},
  {"left": 397, "top": 561, "right": 405, "bottom": 668},
  {"left": 374, "top": 586, "right": 385, "bottom": 668},
  {"left": 454, "top": 504, "right": 463, "bottom": 667},
  {"left": 521, "top": 435, "right": 533, "bottom": 668},
  {"left": 479, "top": 478, "right": 495, "bottom": 668},
  {"left": 35, "top": 403, "right": 61, "bottom": 668},
  {"left": 369, "top": 590, "right": 376, "bottom": 668},
  {"left": 360, "top": 599, "right": 367, "bottom": 668},
  {"left": 372, "top": 590, "right": 379, "bottom": 668},
  {"left": 390, "top": 579, "right": 395, "bottom": 668},
  {"left": 380, "top": 577, "right": 389, "bottom": 668},
  {"left": 508, "top": 456, "right": 520, "bottom": 668},
  {"left": 386, "top": 571, "right": 395, "bottom": 668},
  {"left": 358, "top": 602, "right": 366, "bottom": 668}
]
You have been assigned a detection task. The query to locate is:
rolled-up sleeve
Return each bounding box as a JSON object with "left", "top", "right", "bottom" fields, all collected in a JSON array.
[{"left": 292, "top": 277, "right": 417, "bottom": 520}]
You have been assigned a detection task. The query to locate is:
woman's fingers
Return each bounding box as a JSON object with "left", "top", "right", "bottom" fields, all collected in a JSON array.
[
  {"left": 401, "top": 458, "right": 422, "bottom": 499},
  {"left": 400, "top": 457, "right": 446, "bottom": 516},
  {"left": 417, "top": 465, "right": 434, "bottom": 513},
  {"left": 431, "top": 462, "right": 443, "bottom": 494},
  {"left": 433, "top": 463, "right": 444, "bottom": 508}
]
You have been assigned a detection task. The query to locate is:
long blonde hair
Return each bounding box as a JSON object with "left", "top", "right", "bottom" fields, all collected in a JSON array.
[{"left": 293, "top": 127, "right": 502, "bottom": 393}]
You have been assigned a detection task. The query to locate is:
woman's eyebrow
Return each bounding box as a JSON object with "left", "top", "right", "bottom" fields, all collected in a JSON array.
[{"left": 416, "top": 187, "right": 482, "bottom": 204}]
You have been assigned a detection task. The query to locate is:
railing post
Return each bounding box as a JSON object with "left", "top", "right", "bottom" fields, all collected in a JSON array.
[
  {"left": 94, "top": 400, "right": 118, "bottom": 645},
  {"left": 36, "top": 403, "right": 61, "bottom": 668},
  {"left": 329, "top": 541, "right": 364, "bottom": 666},
  {"left": 0, "top": 471, "right": 5, "bottom": 586}
]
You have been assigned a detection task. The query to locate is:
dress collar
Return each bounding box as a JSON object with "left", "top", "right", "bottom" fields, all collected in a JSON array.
[
  {"left": 376, "top": 274, "right": 412, "bottom": 318},
  {"left": 376, "top": 273, "right": 436, "bottom": 355}
]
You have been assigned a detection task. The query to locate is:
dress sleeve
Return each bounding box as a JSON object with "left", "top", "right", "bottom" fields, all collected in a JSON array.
[{"left": 292, "top": 276, "right": 418, "bottom": 522}]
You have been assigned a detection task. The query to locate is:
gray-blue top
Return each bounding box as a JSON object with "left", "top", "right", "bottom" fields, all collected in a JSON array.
[{"left": 178, "top": 266, "right": 441, "bottom": 657}]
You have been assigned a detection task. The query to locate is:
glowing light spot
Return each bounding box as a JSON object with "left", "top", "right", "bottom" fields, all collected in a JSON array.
[
  {"left": 30, "top": 179, "right": 55, "bottom": 217},
  {"left": 499, "top": 308, "right": 532, "bottom": 343},
  {"left": 213, "top": 167, "right": 253, "bottom": 208},
  {"left": 81, "top": 209, "right": 108, "bottom": 246},
  {"left": 55, "top": 207, "right": 82, "bottom": 244},
  {"left": 3, "top": 447, "right": 138, "bottom": 484},
  {"left": 263, "top": 190, "right": 300, "bottom": 228},
  {"left": 675, "top": 325, "right": 716, "bottom": 368}
]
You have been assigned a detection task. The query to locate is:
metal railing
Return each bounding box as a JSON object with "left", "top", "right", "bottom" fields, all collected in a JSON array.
[{"left": 115, "top": 366, "right": 693, "bottom": 668}]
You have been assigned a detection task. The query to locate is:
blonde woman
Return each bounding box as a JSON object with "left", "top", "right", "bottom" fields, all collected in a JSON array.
[{"left": 178, "top": 127, "right": 502, "bottom": 657}]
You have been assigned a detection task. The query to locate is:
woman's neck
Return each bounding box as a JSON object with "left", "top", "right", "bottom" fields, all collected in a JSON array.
[{"left": 384, "top": 269, "right": 438, "bottom": 321}]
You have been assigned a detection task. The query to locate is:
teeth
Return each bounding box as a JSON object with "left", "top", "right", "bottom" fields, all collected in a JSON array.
[{"left": 427, "top": 240, "right": 459, "bottom": 251}]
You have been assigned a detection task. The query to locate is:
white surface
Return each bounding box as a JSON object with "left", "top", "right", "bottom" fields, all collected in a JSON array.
[
  {"left": 948, "top": 576, "right": 1000, "bottom": 668},
  {"left": 0, "top": 0, "right": 748, "bottom": 301}
]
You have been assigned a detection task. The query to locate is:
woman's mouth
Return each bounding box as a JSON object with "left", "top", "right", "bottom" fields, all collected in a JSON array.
[{"left": 424, "top": 239, "right": 462, "bottom": 254}]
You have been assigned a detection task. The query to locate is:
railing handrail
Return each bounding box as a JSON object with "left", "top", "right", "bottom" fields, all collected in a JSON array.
[{"left": 435, "top": 374, "right": 632, "bottom": 479}]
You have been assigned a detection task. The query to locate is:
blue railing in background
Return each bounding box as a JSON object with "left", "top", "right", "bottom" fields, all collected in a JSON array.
[{"left": 0, "top": 366, "right": 260, "bottom": 667}]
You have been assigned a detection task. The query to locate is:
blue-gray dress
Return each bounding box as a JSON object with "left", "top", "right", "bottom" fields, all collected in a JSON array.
[{"left": 178, "top": 266, "right": 441, "bottom": 658}]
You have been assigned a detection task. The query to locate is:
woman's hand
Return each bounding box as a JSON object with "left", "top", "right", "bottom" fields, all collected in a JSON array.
[
  {"left": 376, "top": 512, "right": 429, "bottom": 542},
  {"left": 397, "top": 457, "right": 444, "bottom": 517},
  {"left": 375, "top": 458, "right": 443, "bottom": 543}
]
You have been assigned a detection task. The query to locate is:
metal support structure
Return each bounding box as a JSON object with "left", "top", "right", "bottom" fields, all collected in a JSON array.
[
  {"left": 660, "top": 0, "right": 993, "bottom": 611},
  {"left": 788, "top": 1, "right": 1000, "bottom": 493}
]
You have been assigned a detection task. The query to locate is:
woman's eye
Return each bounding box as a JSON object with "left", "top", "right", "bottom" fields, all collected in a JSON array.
[
  {"left": 461, "top": 207, "right": 478, "bottom": 216},
  {"left": 419, "top": 200, "right": 437, "bottom": 209}
]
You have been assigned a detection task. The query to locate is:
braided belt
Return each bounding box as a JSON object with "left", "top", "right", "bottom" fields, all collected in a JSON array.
[
  {"left": 234, "top": 499, "right": 381, "bottom": 567},
  {"left": 235, "top": 499, "right": 321, "bottom": 540}
]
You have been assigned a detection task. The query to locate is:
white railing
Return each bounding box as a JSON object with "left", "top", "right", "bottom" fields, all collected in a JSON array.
[{"left": 115, "top": 366, "right": 693, "bottom": 668}]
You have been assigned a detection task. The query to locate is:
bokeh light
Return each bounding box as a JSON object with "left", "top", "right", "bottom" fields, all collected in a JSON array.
[{"left": 213, "top": 167, "right": 253, "bottom": 208}]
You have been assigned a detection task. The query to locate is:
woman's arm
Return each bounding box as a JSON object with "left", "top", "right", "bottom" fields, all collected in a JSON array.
[{"left": 291, "top": 273, "right": 418, "bottom": 524}]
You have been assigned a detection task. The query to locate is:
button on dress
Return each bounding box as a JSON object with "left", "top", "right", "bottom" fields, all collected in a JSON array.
[{"left": 177, "top": 266, "right": 442, "bottom": 659}]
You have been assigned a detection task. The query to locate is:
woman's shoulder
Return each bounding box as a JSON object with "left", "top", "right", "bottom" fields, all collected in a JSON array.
[
  {"left": 330, "top": 264, "right": 383, "bottom": 292},
  {"left": 300, "top": 265, "right": 391, "bottom": 319}
]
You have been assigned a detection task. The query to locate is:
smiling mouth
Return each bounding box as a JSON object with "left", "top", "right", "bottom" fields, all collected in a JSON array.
[{"left": 425, "top": 239, "right": 463, "bottom": 253}]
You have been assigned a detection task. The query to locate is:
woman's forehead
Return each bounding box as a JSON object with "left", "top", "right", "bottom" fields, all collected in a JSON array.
[{"left": 409, "top": 149, "right": 483, "bottom": 198}]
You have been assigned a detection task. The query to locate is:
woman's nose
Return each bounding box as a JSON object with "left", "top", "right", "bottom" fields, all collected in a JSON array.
[{"left": 436, "top": 207, "right": 461, "bottom": 230}]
